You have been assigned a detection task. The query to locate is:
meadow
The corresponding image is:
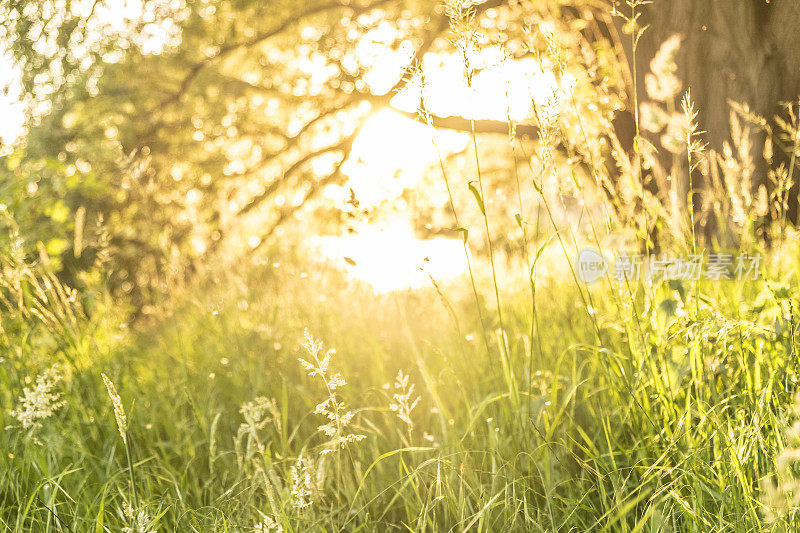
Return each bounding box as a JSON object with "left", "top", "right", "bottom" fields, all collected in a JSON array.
[
  {"left": 3, "top": 0, "right": 800, "bottom": 531},
  {"left": 4, "top": 142, "right": 800, "bottom": 531}
]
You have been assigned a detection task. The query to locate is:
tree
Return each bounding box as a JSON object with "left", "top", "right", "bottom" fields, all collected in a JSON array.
[
  {"left": 634, "top": 0, "right": 799, "bottom": 158},
  {"left": 623, "top": 0, "right": 800, "bottom": 238},
  {"left": 8, "top": 0, "right": 793, "bottom": 304},
  {"left": 1, "top": 0, "right": 626, "bottom": 304}
]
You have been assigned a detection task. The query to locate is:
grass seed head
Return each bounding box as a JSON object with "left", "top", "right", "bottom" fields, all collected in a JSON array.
[
  {"left": 10, "top": 364, "right": 65, "bottom": 434},
  {"left": 101, "top": 373, "right": 128, "bottom": 443}
]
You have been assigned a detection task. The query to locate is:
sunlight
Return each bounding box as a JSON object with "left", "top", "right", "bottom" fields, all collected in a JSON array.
[
  {"left": 406, "top": 51, "right": 566, "bottom": 122},
  {"left": 0, "top": 50, "right": 25, "bottom": 147},
  {"left": 316, "top": 221, "right": 467, "bottom": 294},
  {"left": 320, "top": 46, "right": 567, "bottom": 292},
  {"left": 3, "top": 0, "right": 790, "bottom": 528},
  {"left": 334, "top": 108, "right": 466, "bottom": 208},
  {"left": 319, "top": 110, "right": 468, "bottom": 293}
]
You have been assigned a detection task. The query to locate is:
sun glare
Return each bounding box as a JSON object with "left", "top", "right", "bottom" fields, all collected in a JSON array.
[
  {"left": 319, "top": 46, "right": 567, "bottom": 293},
  {"left": 335, "top": 109, "right": 466, "bottom": 208},
  {"left": 0, "top": 51, "right": 25, "bottom": 147},
  {"left": 316, "top": 221, "right": 467, "bottom": 294}
]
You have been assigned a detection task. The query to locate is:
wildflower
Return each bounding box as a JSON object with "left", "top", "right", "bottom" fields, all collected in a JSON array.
[
  {"left": 389, "top": 370, "right": 420, "bottom": 432},
  {"left": 680, "top": 90, "right": 707, "bottom": 166},
  {"left": 327, "top": 372, "right": 346, "bottom": 390},
  {"left": 659, "top": 113, "right": 685, "bottom": 154},
  {"left": 239, "top": 396, "right": 281, "bottom": 435},
  {"left": 639, "top": 102, "right": 669, "bottom": 134},
  {"left": 644, "top": 34, "right": 682, "bottom": 102},
  {"left": 443, "top": 0, "right": 480, "bottom": 87},
  {"left": 122, "top": 502, "right": 153, "bottom": 533},
  {"left": 298, "top": 329, "right": 332, "bottom": 378},
  {"left": 101, "top": 373, "right": 128, "bottom": 443},
  {"left": 10, "top": 364, "right": 64, "bottom": 432},
  {"left": 754, "top": 184, "right": 769, "bottom": 218},
  {"left": 235, "top": 397, "right": 281, "bottom": 471}
]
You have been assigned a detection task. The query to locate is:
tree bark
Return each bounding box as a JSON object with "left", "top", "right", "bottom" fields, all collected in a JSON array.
[
  {"left": 618, "top": 0, "right": 800, "bottom": 230},
  {"left": 636, "top": 0, "right": 780, "bottom": 153}
]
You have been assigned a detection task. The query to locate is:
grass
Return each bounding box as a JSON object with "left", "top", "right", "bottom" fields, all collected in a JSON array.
[
  {"left": 1, "top": 237, "right": 799, "bottom": 531},
  {"left": 3, "top": 3, "right": 800, "bottom": 532}
]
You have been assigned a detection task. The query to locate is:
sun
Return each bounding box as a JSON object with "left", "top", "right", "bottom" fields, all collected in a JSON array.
[{"left": 317, "top": 46, "right": 567, "bottom": 293}]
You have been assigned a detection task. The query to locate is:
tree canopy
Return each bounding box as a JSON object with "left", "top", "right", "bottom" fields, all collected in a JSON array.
[
  {"left": 1, "top": 0, "right": 631, "bottom": 305},
  {"left": 4, "top": 0, "right": 799, "bottom": 307}
]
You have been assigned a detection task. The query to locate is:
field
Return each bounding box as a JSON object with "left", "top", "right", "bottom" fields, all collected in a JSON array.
[
  {"left": 2, "top": 224, "right": 800, "bottom": 531},
  {"left": 3, "top": 0, "right": 800, "bottom": 531}
]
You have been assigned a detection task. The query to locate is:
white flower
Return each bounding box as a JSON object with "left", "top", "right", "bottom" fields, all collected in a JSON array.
[
  {"left": 639, "top": 102, "right": 669, "bottom": 134},
  {"left": 645, "top": 34, "right": 682, "bottom": 102},
  {"left": 299, "top": 330, "right": 365, "bottom": 453},
  {"left": 122, "top": 502, "right": 154, "bottom": 533},
  {"left": 239, "top": 396, "right": 281, "bottom": 434},
  {"left": 290, "top": 454, "right": 315, "bottom": 510},
  {"left": 254, "top": 515, "right": 282, "bottom": 532}
]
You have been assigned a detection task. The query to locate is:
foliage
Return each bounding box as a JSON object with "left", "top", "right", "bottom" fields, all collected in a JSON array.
[
  {"left": 0, "top": 0, "right": 624, "bottom": 306},
  {"left": 3, "top": 0, "right": 800, "bottom": 531}
]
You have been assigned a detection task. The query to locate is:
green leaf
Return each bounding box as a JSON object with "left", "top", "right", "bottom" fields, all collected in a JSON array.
[
  {"left": 570, "top": 167, "right": 582, "bottom": 192},
  {"left": 95, "top": 493, "right": 105, "bottom": 533},
  {"left": 468, "top": 181, "right": 485, "bottom": 215},
  {"left": 455, "top": 227, "right": 469, "bottom": 244},
  {"left": 534, "top": 233, "right": 558, "bottom": 264},
  {"left": 531, "top": 232, "right": 558, "bottom": 279}
]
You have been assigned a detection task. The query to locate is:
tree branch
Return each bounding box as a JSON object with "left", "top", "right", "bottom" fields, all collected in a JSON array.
[
  {"left": 253, "top": 154, "right": 349, "bottom": 251},
  {"left": 168, "top": 0, "right": 397, "bottom": 105},
  {"left": 223, "top": 97, "right": 362, "bottom": 183},
  {"left": 200, "top": 122, "right": 364, "bottom": 257},
  {"left": 235, "top": 139, "right": 351, "bottom": 219},
  {"left": 383, "top": 0, "right": 509, "bottom": 97},
  {"left": 388, "top": 106, "right": 540, "bottom": 139}
]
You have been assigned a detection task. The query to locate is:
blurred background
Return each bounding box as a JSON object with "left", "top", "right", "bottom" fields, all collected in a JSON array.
[{"left": 2, "top": 0, "right": 796, "bottom": 312}]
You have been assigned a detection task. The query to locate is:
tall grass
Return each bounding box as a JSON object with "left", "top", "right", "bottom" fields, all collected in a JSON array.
[{"left": 3, "top": 2, "right": 800, "bottom": 532}]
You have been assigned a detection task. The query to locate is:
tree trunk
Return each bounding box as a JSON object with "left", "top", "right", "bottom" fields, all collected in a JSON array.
[{"left": 621, "top": 0, "right": 800, "bottom": 233}]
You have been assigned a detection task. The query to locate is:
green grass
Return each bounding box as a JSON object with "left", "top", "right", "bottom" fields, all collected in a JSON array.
[
  {"left": 1, "top": 242, "right": 800, "bottom": 532},
  {"left": 2, "top": 6, "right": 799, "bottom": 529}
]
